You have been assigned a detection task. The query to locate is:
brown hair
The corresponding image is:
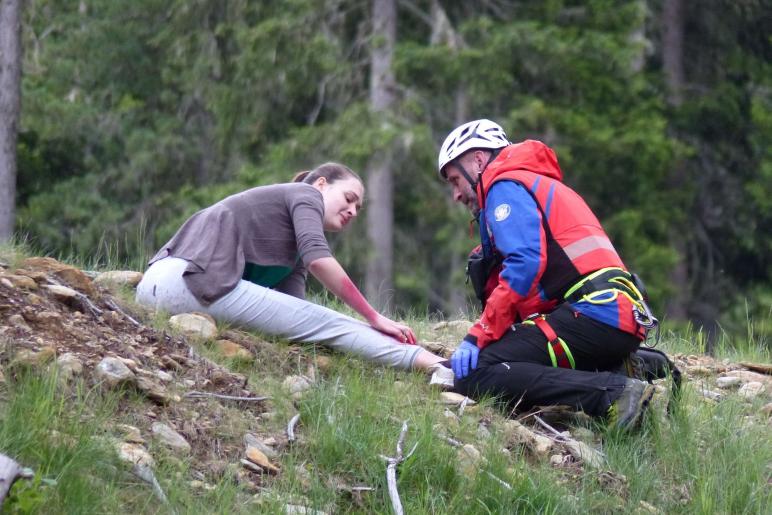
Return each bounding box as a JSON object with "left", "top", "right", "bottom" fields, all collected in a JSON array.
[{"left": 292, "top": 162, "right": 362, "bottom": 186}]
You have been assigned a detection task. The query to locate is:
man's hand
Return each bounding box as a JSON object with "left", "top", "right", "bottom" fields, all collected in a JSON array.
[{"left": 451, "top": 340, "right": 479, "bottom": 379}]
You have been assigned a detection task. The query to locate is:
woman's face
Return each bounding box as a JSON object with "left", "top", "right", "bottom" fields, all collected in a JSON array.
[{"left": 315, "top": 176, "right": 364, "bottom": 232}]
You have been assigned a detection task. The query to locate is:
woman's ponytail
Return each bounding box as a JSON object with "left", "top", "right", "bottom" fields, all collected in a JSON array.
[
  {"left": 291, "top": 163, "right": 362, "bottom": 186},
  {"left": 292, "top": 170, "right": 312, "bottom": 183}
]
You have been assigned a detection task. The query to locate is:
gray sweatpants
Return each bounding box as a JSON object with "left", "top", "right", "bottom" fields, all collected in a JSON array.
[{"left": 135, "top": 257, "right": 421, "bottom": 369}]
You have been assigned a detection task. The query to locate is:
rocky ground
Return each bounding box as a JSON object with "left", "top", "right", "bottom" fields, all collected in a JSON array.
[{"left": 0, "top": 256, "right": 770, "bottom": 511}]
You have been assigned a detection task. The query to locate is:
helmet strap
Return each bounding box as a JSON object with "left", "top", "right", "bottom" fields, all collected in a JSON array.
[{"left": 454, "top": 160, "right": 477, "bottom": 188}]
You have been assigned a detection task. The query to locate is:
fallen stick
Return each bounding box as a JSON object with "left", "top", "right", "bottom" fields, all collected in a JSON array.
[
  {"left": 287, "top": 413, "right": 301, "bottom": 443},
  {"left": 0, "top": 454, "right": 34, "bottom": 506},
  {"left": 183, "top": 391, "right": 270, "bottom": 402},
  {"left": 379, "top": 421, "right": 417, "bottom": 515},
  {"left": 104, "top": 297, "right": 142, "bottom": 327},
  {"left": 457, "top": 396, "right": 469, "bottom": 417},
  {"left": 532, "top": 416, "right": 567, "bottom": 440},
  {"left": 133, "top": 464, "right": 174, "bottom": 512}
]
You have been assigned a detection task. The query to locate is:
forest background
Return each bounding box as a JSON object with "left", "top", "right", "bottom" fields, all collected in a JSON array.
[{"left": 1, "top": 0, "right": 770, "bottom": 345}]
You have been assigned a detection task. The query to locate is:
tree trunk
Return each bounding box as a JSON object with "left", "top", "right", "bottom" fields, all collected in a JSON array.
[
  {"left": 365, "top": 0, "right": 397, "bottom": 311},
  {"left": 661, "top": 0, "right": 690, "bottom": 322},
  {"left": 0, "top": 0, "right": 22, "bottom": 242}
]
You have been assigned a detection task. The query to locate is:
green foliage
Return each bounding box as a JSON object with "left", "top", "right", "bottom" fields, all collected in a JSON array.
[{"left": 14, "top": 0, "right": 771, "bottom": 337}]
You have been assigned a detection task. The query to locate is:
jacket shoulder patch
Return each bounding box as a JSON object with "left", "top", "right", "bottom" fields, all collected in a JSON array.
[{"left": 494, "top": 203, "right": 511, "bottom": 222}]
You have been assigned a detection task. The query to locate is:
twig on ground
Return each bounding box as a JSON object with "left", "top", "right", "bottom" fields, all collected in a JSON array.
[
  {"left": 379, "top": 421, "right": 417, "bottom": 515},
  {"left": 132, "top": 464, "right": 174, "bottom": 512},
  {"left": 287, "top": 413, "right": 301, "bottom": 443},
  {"left": 458, "top": 396, "right": 469, "bottom": 417},
  {"left": 485, "top": 471, "right": 513, "bottom": 490},
  {"left": 104, "top": 297, "right": 142, "bottom": 327},
  {"left": 183, "top": 391, "right": 270, "bottom": 402},
  {"left": 533, "top": 415, "right": 568, "bottom": 440},
  {"left": 0, "top": 454, "right": 33, "bottom": 506}
]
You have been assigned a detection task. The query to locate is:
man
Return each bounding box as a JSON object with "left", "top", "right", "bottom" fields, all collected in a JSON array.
[{"left": 439, "top": 119, "right": 658, "bottom": 429}]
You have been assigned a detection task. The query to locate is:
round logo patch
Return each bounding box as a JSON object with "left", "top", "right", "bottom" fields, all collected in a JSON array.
[{"left": 494, "top": 203, "right": 511, "bottom": 222}]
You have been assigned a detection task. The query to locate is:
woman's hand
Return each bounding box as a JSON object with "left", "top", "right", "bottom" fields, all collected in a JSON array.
[{"left": 369, "top": 313, "right": 417, "bottom": 344}]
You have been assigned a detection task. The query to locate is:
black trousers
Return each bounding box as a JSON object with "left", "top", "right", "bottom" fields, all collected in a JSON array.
[{"left": 454, "top": 304, "right": 640, "bottom": 416}]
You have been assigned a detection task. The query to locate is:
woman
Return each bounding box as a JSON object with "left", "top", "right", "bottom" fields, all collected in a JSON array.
[{"left": 136, "top": 163, "right": 446, "bottom": 371}]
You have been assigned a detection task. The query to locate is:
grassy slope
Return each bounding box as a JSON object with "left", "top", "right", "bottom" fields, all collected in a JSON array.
[{"left": 0, "top": 245, "right": 769, "bottom": 514}]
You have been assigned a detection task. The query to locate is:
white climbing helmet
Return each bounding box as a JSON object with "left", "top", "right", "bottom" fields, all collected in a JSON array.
[{"left": 437, "top": 119, "right": 510, "bottom": 178}]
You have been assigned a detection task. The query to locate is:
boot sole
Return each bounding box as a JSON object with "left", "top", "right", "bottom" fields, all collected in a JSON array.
[{"left": 627, "top": 384, "right": 656, "bottom": 429}]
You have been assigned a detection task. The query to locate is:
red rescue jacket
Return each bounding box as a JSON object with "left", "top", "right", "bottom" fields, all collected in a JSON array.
[{"left": 466, "top": 140, "right": 639, "bottom": 349}]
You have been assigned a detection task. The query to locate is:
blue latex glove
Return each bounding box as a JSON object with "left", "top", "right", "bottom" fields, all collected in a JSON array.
[{"left": 451, "top": 340, "right": 480, "bottom": 379}]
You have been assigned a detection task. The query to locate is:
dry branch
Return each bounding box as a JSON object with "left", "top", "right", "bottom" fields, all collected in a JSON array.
[
  {"left": 379, "top": 421, "right": 418, "bottom": 515},
  {"left": 287, "top": 413, "right": 301, "bottom": 443},
  {"left": 183, "top": 391, "right": 269, "bottom": 403},
  {"left": 0, "top": 454, "right": 33, "bottom": 506},
  {"left": 132, "top": 464, "right": 172, "bottom": 510},
  {"left": 104, "top": 297, "right": 141, "bottom": 327}
]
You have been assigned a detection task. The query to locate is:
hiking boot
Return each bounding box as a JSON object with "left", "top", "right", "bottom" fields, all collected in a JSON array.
[{"left": 607, "top": 378, "right": 656, "bottom": 431}]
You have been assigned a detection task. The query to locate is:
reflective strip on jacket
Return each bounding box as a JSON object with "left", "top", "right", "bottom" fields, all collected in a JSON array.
[{"left": 465, "top": 140, "right": 643, "bottom": 349}]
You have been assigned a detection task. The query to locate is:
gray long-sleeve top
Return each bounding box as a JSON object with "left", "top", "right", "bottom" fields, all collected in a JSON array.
[{"left": 148, "top": 183, "right": 332, "bottom": 304}]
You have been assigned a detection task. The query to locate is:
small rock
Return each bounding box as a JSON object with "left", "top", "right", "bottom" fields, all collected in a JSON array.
[
  {"left": 456, "top": 444, "right": 486, "bottom": 477},
  {"left": 687, "top": 366, "right": 713, "bottom": 376},
  {"left": 13, "top": 346, "right": 56, "bottom": 368},
  {"left": 160, "top": 355, "right": 184, "bottom": 371},
  {"left": 56, "top": 353, "right": 83, "bottom": 381},
  {"left": 313, "top": 355, "right": 333, "bottom": 372},
  {"left": 502, "top": 420, "right": 553, "bottom": 457},
  {"left": 96, "top": 357, "right": 136, "bottom": 388},
  {"left": 716, "top": 376, "right": 741, "bottom": 389},
  {"left": 240, "top": 458, "right": 264, "bottom": 475},
  {"left": 245, "top": 446, "right": 280, "bottom": 474},
  {"left": 283, "top": 375, "right": 313, "bottom": 396},
  {"left": 169, "top": 313, "right": 218, "bottom": 340},
  {"left": 117, "top": 442, "right": 154, "bottom": 467},
  {"left": 154, "top": 369, "right": 174, "bottom": 382},
  {"left": 738, "top": 382, "right": 765, "bottom": 399},
  {"left": 117, "top": 357, "right": 138, "bottom": 370},
  {"left": 638, "top": 500, "right": 662, "bottom": 514},
  {"left": 761, "top": 403, "right": 772, "bottom": 416},
  {"left": 215, "top": 339, "right": 254, "bottom": 361},
  {"left": 476, "top": 424, "right": 491, "bottom": 440},
  {"left": 43, "top": 284, "right": 79, "bottom": 301},
  {"left": 419, "top": 341, "right": 453, "bottom": 357},
  {"left": 549, "top": 454, "right": 568, "bottom": 467},
  {"left": 700, "top": 388, "right": 723, "bottom": 401},
  {"left": 21, "top": 257, "right": 95, "bottom": 295},
  {"left": 442, "top": 409, "right": 460, "bottom": 425},
  {"left": 94, "top": 271, "right": 144, "bottom": 288},
  {"left": 3, "top": 274, "right": 38, "bottom": 290},
  {"left": 440, "top": 392, "right": 476, "bottom": 406},
  {"left": 8, "top": 314, "right": 31, "bottom": 331},
  {"left": 244, "top": 433, "right": 278, "bottom": 459},
  {"left": 136, "top": 376, "right": 174, "bottom": 404},
  {"left": 25, "top": 293, "right": 44, "bottom": 305},
  {"left": 0, "top": 278, "right": 12, "bottom": 289},
  {"left": 564, "top": 439, "right": 606, "bottom": 469},
  {"left": 0, "top": 366, "right": 5, "bottom": 383},
  {"left": 151, "top": 422, "right": 191, "bottom": 454},
  {"left": 116, "top": 424, "right": 145, "bottom": 444}
]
